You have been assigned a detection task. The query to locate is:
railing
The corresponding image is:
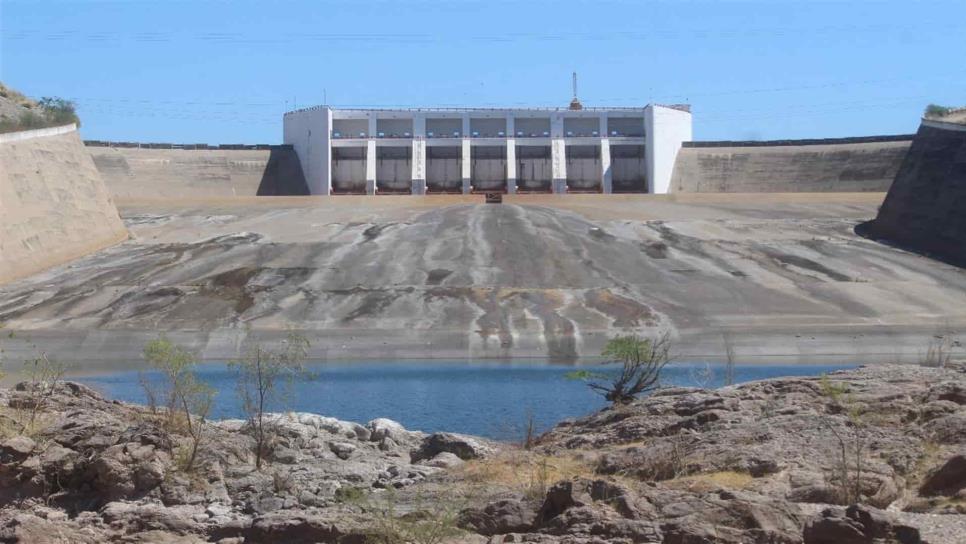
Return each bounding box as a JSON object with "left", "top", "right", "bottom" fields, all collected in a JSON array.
[
  {"left": 83, "top": 141, "right": 293, "bottom": 150},
  {"left": 331, "top": 131, "right": 644, "bottom": 140},
  {"left": 683, "top": 134, "right": 914, "bottom": 148},
  {"left": 0, "top": 123, "right": 76, "bottom": 144}
]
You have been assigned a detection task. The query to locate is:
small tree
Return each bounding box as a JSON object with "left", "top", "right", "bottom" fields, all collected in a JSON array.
[
  {"left": 723, "top": 331, "right": 736, "bottom": 386},
  {"left": 15, "top": 351, "right": 67, "bottom": 435},
  {"left": 142, "top": 336, "right": 214, "bottom": 471},
  {"left": 142, "top": 336, "right": 197, "bottom": 424},
  {"left": 178, "top": 376, "right": 214, "bottom": 472},
  {"left": 818, "top": 375, "right": 867, "bottom": 504},
  {"left": 229, "top": 333, "right": 310, "bottom": 470},
  {"left": 0, "top": 323, "right": 7, "bottom": 382},
  {"left": 568, "top": 333, "right": 672, "bottom": 405}
]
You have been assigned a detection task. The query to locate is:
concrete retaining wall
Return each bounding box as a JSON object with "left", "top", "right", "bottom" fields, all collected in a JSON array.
[
  {"left": 0, "top": 126, "right": 127, "bottom": 284},
  {"left": 87, "top": 144, "right": 309, "bottom": 200},
  {"left": 671, "top": 135, "right": 912, "bottom": 193},
  {"left": 859, "top": 120, "right": 966, "bottom": 266}
]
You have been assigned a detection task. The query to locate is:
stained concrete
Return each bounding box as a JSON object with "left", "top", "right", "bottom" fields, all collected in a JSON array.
[
  {"left": 860, "top": 121, "right": 966, "bottom": 266},
  {"left": 0, "top": 127, "right": 128, "bottom": 285},
  {"left": 0, "top": 194, "right": 963, "bottom": 366},
  {"left": 88, "top": 146, "right": 308, "bottom": 201},
  {"left": 671, "top": 140, "right": 911, "bottom": 193}
]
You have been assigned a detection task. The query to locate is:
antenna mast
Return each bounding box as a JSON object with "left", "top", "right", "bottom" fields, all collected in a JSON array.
[{"left": 569, "top": 71, "right": 583, "bottom": 110}]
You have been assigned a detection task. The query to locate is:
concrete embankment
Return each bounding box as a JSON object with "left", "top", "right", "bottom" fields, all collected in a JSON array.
[
  {"left": 671, "top": 135, "right": 912, "bottom": 193},
  {"left": 860, "top": 119, "right": 966, "bottom": 266},
  {"left": 86, "top": 143, "right": 309, "bottom": 201},
  {"left": 0, "top": 125, "right": 128, "bottom": 284},
  {"left": 1, "top": 194, "right": 963, "bottom": 365}
]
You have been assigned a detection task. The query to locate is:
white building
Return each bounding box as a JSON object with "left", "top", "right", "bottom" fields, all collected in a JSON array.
[{"left": 283, "top": 104, "right": 691, "bottom": 195}]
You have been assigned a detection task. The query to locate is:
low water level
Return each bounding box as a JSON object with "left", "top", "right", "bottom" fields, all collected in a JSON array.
[{"left": 79, "top": 362, "right": 854, "bottom": 439}]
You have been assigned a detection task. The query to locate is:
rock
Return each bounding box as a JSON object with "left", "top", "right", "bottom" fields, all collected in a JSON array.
[
  {"left": 206, "top": 503, "right": 232, "bottom": 518},
  {"left": 328, "top": 441, "right": 357, "bottom": 460},
  {"left": 247, "top": 511, "right": 362, "bottom": 543},
  {"left": 413, "top": 432, "right": 495, "bottom": 462},
  {"left": 272, "top": 447, "right": 300, "bottom": 464},
  {"left": 459, "top": 499, "right": 538, "bottom": 535},
  {"left": 100, "top": 502, "right": 202, "bottom": 535},
  {"left": 536, "top": 481, "right": 591, "bottom": 524},
  {"left": 924, "top": 413, "right": 966, "bottom": 444},
  {"left": 920, "top": 453, "right": 966, "bottom": 496},
  {"left": 0, "top": 436, "right": 36, "bottom": 462},
  {"left": 596, "top": 441, "right": 694, "bottom": 481},
  {"left": 925, "top": 382, "right": 966, "bottom": 405},
  {"left": 0, "top": 512, "right": 100, "bottom": 543},
  {"left": 918, "top": 400, "right": 959, "bottom": 421},
  {"left": 295, "top": 413, "right": 370, "bottom": 441},
  {"left": 418, "top": 451, "right": 464, "bottom": 469},
  {"left": 367, "top": 418, "right": 411, "bottom": 443},
  {"left": 803, "top": 505, "right": 921, "bottom": 544}
]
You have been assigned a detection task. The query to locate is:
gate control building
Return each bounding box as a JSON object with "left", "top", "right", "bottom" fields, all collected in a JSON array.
[{"left": 283, "top": 104, "right": 691, "bottom": 195}]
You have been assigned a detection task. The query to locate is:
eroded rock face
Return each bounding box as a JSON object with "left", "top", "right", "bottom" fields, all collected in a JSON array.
[
  {"left": 538, "top": 364, "right": 966, "bottom": 514},
  {"left": 0, "top": 381, "right": 492, "bottom": 543}
]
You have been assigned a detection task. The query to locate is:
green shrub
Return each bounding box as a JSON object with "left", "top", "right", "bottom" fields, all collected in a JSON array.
[
  {"left": 925, "top": 104, "right": 952, "bottom": 118},
  {"left": 334, "top": 485, "right": 366, "bottom": 503},
  {"left": 38, "top": 97, "right": 80, "bottom": 127},
  {"left": 0, "top": 95, "right": 80, "bottom": 134}
]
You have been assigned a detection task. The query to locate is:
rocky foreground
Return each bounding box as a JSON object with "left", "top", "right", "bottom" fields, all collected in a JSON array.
[{"left": 0, "top": 364, "right": 964, "bottom": 543}]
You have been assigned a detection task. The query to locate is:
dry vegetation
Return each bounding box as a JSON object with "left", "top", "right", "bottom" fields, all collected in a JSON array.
[{"left": 456, "top": 449, "right": 598, "bottom": 500}]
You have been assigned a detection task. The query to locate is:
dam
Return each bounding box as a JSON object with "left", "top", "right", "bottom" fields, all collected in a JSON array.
[
  {"left": 0, "top": 87, "right": 962, "bottom": 366},
  {"left": 671, "top": 135, "right": 912, "bottom": 193},
  {"left": 86, "top": 142, "right": 309, "bottom": 200}
]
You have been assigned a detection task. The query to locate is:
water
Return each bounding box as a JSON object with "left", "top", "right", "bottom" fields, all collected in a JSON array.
[{"left": 78, "top": 361, "right": 854, "bottom": 440}]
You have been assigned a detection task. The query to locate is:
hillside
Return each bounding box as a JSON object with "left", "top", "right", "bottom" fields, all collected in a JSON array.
[{"left": 0, "top": 82, "right": 79, "bottom": 133}]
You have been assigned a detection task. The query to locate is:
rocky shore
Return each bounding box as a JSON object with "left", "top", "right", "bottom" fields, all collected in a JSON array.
[{"left": 0, "top": 364, "right": 964, "bottom": 543}]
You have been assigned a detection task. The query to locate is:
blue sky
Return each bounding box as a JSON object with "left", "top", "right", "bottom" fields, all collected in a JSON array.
[{"left": 2, "top": 0, "right": 964, "bottom": 143}]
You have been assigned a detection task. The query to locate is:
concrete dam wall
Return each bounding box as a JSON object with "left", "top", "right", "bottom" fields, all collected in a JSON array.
[
  {"left": 860, "top": 120, "right": 966, "bottom": 266},
  {"left": 87, "top": 143, "right": 309, "bottom": 200},
  {"left": 0, "top": 125, "right": 128, "bottom": 284},
  {"left": 671, "top": 135, "right": 912, "bottom": 193}
]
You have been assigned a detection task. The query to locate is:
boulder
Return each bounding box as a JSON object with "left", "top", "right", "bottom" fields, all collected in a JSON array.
[
  {"left": 0, "top": 436, "right": 36, "bottom": 462},
  {"left": 803, "top": 505, "right": 921, "bottom": 544},
  {"left": 536, "top": 481, "right": 591, "bottom": 524},
  {"left": 412, "top": 432, "right": 495, "bottom": 462},
  {"left": 366, "top": 418, "right": 411, "bottom": 443},
  {"left": 925, "top": 382, "right": 966, "bottom": 405},
  {"left": 919, "top": 453, "right": 966, "bottom": 497},
  {"left": 417, "top": 451, "right": 464, "bottom": 469},
  {"left": 459, "top": 499, "right": 538, "bottom": 535}
]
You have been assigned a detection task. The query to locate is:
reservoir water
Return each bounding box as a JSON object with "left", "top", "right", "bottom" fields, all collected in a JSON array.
[{"left": 79, "top": 362, "right": 854, "bottom": 439}]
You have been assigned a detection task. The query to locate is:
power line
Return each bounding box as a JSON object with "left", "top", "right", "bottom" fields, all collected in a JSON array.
[{"left": 2, "top": 21, "right": 960, "bottom": 45}]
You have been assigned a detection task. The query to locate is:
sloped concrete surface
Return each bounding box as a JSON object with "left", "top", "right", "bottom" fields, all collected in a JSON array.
[
  {"left": 0, "top": 194, "right": 963, "bottom": 365},
  {"left": 860, "top": 120, "right": 966, "bottom": 266},
  {"left": 0, "top": 127, "right": 127, "bottom": 284}
]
